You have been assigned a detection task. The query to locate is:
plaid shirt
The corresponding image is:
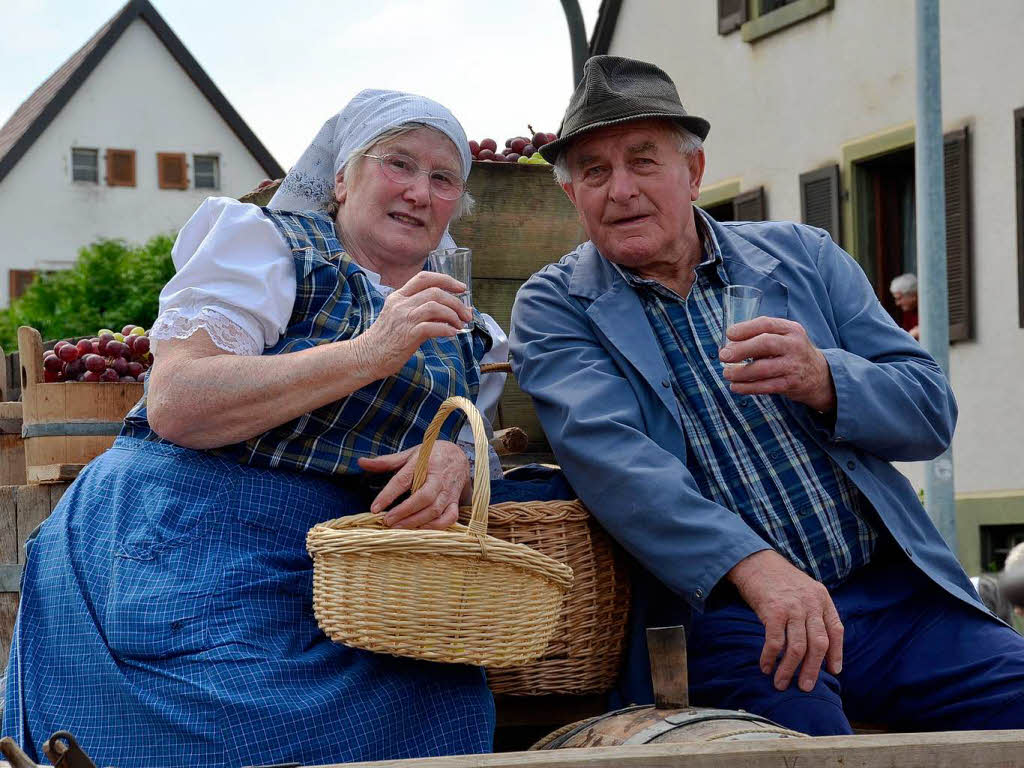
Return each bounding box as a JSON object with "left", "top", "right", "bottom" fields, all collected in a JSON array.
[
  {"left": 123, "top": 209, "right": 491, "bottom": 477},
  {"left": 612, "top": 213, "right": 877, "bottom": 587}
]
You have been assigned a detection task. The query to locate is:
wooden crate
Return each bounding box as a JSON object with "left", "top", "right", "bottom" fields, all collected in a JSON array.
[
  {"left": 0, "top": 482, "right": 68, "bottom": 666},
  {"left": 18, "top": 327, "right": 142, "bottom": 484},
  {"left": 450, "top": 161, "right": 585, "bottom": 452},
  {"left": 0, "top": 348, "right": 26, "bottom": 486}
]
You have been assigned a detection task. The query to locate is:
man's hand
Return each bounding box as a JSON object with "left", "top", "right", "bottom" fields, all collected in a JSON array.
[
  {"left": 726, "top": 550, "right": 844, "bottom": 692},
  {"left": 719, "top": 317, "right": 836, "bottom": 413}
]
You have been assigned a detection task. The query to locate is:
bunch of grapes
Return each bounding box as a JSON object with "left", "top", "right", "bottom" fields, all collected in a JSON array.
[
  {"left": 469, "top": 126, "right": 557, "bottom": 165},
  {"left": 42, "top": 325, "right": 153, "bottom": 383}
]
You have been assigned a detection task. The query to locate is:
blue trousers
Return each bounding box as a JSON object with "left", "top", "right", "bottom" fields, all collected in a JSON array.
[{"left": 687, "top": 546, "right": 1024, "bottom": 735}]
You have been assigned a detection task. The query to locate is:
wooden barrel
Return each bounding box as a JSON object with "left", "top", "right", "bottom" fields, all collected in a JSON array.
[
  {"left": 531, "top": 704, "right": 804, "bottom": 749},
  {"left": 17, "top": 326, "right": 142, "bottom": 484}
]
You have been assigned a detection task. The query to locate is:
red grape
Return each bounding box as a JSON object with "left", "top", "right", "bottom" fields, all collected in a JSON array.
[
  {"left": 83, "top": 354, "right": 106, "bottom": 373},
  {"left": 97, "top": 333, "right": 114, "bottom": 355},
  {"left": 468, "top": 139, "right": 479, "bottom": 156},
  {"left": 82, "top": 370, "right": 101, "bottom": 383},
  {"left": 110, "top": 357, "right": 129, "bottom": 376},
  {"left": 57, "top": 345, "right": 79, "bottom": 362},
  {"left": 65, "top": 359, "right": 86, "bottom": 379},
  {"left": 510, "top": 137, "right": 527, "bottom": 154},
  {"left": 99, "top": 368, "right": 119, "bottom": 382},
  {"left": 134, "top": 337, "right": 150, "bottom": 355},
  {"left": 44, "top": 355, "right": 63, "bottom": 372},
  {"left": 136, "top": 372, "right": 147, "bottom": 382},
  {"left": 477, "top": 148, "right": 494, "bottom": 161},
  {"left": 523, "top": 144, "right": 536, "bottom": 157},
  {"left": 44, "top": 369, "right": 61, "bottom": 383},
  {"left": 505, "top": 152, "right": 521, "bottom": 162},
  {"left": 121, "top": 325, "right": 138, "bottom": 335},
  {"left": 532, "top": 132, "right": 548, "bottom": 148},
  {"left": 127, "top": 362, "right": 143, "bottom": 377},
  {"left": 105, "top": 340, "right": 128, "bottom": 358},
  {"left": 480, "top": 138, "right": 497, "bottom": 152},
  {"left": 75, "top": 339, "right": 92, "bottom": 357},
  {"left": 120, "top": 375, "right": 136, "bottom": 383}
]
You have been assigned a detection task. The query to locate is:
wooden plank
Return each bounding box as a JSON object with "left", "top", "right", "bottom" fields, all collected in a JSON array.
[
  {"left": 26, "top": 464, "right": 84, "bottom": 485},
  {"left": 16, "top": 485, "right": 52, "bottom": 564},
  {"left": 0, "top": 486, "right": 20, "bottom": 666},
  {"left": 646, "top": 626, "right": 689, "bottom": 710},
  {"left": 332, "top": 730, "right": 1024, "bottom": 767}
]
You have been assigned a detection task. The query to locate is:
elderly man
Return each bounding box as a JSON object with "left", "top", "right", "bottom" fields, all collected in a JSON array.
[{"left": 510, "top": 56, "right": 1024, "bottom": 735}]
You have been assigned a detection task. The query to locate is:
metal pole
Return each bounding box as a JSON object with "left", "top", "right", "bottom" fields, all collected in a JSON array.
[
  {"left": 560, "top": 0, "right": 589, "bottom": 86},
  {"left": 915, "top": 0, "right": 956, "bottom": 550}
]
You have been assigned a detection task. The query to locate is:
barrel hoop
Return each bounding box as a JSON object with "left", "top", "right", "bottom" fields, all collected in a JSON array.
[
  {"left": 622, "top": 709, "right": 784, "bottom": 745},
  {"left": 540, "top": 705, "right": 652, "bottom": 750},
  {"left": 22, "top": 421, "right": 124, "bottom": 438}
]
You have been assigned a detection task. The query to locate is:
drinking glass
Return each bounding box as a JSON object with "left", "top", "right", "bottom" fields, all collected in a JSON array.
[
  {"left": 427, "top": 246, "right": 473, "bottom": 332},
  {"left": 720, "top": 285, "right": 763, "bottom": 368}
]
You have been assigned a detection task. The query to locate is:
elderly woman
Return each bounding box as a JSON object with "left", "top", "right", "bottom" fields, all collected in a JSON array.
[
  {"left": 890, "top": 272, "right": 919, "bottom": 339},
  {"left": 3, "top": 91, "right": 510, "bottom": 767}
]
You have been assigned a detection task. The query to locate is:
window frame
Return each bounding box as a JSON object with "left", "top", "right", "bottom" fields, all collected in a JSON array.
[
  {"left": 105, "top": 148, "right": 136, "bottom": 187},
  {"left": 1015, "top": 107, "right": 1024, "bottom": 328},
  {"left": 70, "top": 147, "right": 99, "bottom": 183},
  {"left": 741, "top": 0, "right": 834, "bottom": 43},
  {"left": 193, "top": 154, "right": 220, "bottom": 190}
]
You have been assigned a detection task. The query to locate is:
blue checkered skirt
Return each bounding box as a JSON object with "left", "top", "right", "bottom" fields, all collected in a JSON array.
[{"left": 3, "top": 437, "right": 494, "bottom": 767}]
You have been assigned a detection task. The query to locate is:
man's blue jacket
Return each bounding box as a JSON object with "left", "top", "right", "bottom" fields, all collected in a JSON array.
[{"left": 509, "top": 214, "right": 984, "bottom": 705}]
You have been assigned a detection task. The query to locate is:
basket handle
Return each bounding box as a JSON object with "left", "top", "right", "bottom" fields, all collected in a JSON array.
[{"left": 411, "top": 396, "right": 490, "bottom": 537}]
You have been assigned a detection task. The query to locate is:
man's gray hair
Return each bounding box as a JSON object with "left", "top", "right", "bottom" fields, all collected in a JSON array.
[
  {"left": 552, "top": 122, "right": 704, "bottom": 185},
  {"left": 889, "top": 273, "right": 918, "bottom": 296},
  {"left": 332, "top": 123, "right": 475, "bottom": 219}
]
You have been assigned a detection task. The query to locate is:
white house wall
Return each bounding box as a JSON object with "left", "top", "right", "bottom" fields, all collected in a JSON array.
[
  {"left": 0, "top": 18, "right": 270, "bottom": 306},
  {"left": 606, "top": 0, "right": 1024, "bottom": 495}
]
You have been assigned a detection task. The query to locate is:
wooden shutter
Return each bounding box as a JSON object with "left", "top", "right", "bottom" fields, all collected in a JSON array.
[
  {"left": 8, "top": 269, "right": 38, "bottom": 301},
  {"left": 1015, "top": 107, "right": 1024, "bottom": 328},
  {"left": 157, "top": 152, "right": 189, "bottom": 190},
  {"left": 733, "top": 186, "right": 767, "bottom": 221},
  {"left": 799, "top": 164, "right": 841, "bottom": 245},
  {"left": 718, "top": 0, "right": 748, "bottom": 34},
  {"left": 105, "top": 149, "right": 136, "bottom": 187},
  {"left": 944, "top": 127, "right": 972, "bottom": 342}
]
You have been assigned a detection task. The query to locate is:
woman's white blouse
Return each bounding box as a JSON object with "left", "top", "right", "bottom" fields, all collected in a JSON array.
[{"left": 152, "top": 197, "right": 509, "bottom": 465}]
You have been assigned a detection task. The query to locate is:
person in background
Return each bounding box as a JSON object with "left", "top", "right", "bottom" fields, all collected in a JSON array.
[
  {"left": 890, "top": 272, "right": 920, "bottom": 339},
  {"left": 511, "top": 54, "right": 1024, "bottom": 736},
  {"left": 4, "top": 89, "right": 507, "bottom": 768}
]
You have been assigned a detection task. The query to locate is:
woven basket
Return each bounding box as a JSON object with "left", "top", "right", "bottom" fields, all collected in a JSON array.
[
  {"left": 307, "top": 396, "right": 574, "bottom": 667},
  {"left": 471, "top": 499, "right": 631, "bottom": 695}
]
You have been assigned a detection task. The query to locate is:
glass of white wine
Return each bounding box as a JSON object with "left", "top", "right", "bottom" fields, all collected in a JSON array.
[
  {"left": 427, "top": 247, "right": 473, "bottom": 332},
  {"left": 720, "top": 285, "right": 763, "bottom": 368}
]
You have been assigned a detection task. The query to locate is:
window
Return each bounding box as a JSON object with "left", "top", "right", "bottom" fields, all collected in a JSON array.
[
  {"left": 194, "top": 155, "right": 220, "bottom": 190},
  {"left": 9, "top": 269, "right": 38, "bottom": 302},
  {"left": 738, "top": 0, "right": 834, "bottom": 43},
  {"left": 71, "top": 148, "right": 98, "bottom": 183},
  {"left": 106, "top": 149, "right": 136, "bottom": 187},
  {"left": 848, "top": 128, "right": 973, "bottom": 341},
  {"left": 718, "top": 0, "right": 748, "bottom": 34},
  {"left": 157, "top": 152, "right": 188, "bottom": 190},
  {"left": 980, "top": 525, "right": 1024, "bottom": 573},
  {"left": 702, "top": 187, "right": 768, "bottom": 223}
]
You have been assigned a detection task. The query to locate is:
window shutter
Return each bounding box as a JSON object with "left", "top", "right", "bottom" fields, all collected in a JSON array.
[
  {"left": 106, "top": 149, "right": 136, "bottom": 187},
  {"left": 733, "top": 186, "right": 767, "bottom": 221},
  {"left": 718, "top": 0, "right": 748, "bottom": 34},
  {"left": 943, "top": 127, "right": 972, "bottom": 342},
  {"left": 157, "top": 152, "right": 189, "bottom": 190},
  {"left": 799, "top": 164, "right": 841, "bottom": 245},
  {"left": 9, "top": 269, "right": 38, "bottom": 301},
  {"left": 1015, "top": 107, "right": 1024, "bottom": 328}
]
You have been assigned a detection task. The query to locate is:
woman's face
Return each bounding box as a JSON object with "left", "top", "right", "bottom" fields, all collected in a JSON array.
[
  {"left": 334, "top": 127, "right": 462, "bottom": 268},
  {"left": 892, "top": 291, "right": 918, "bottom": 312}
]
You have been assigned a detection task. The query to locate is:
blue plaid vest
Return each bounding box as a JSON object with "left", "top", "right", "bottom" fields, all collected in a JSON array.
[{"left": 122, "top": 209, "right": 491, "bottom": 477}]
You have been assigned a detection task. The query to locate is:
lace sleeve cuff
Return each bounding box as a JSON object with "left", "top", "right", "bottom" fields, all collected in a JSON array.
[{"left": 149, "top": 306, "right": 263, "bottom": 356}]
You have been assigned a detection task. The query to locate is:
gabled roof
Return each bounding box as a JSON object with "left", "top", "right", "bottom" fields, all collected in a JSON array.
[
  {"left": 0, "top": 0, "right": 284, "bottom": 184},
  {"left": 589, "top": 0, "right": 623, "bottom": 57}
]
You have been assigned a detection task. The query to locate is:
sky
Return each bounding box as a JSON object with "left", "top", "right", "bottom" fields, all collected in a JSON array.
[{"left": 0, "top": 0, "right": 603, "bottom": 171}]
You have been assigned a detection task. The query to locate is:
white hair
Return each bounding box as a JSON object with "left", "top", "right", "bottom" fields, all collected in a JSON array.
[
  {"left": 890, "top": 273, "right": 918, "bottom": 295},
  {"left": 552, "top": 121, "right": 704, "bottom": 185},
  {"left": 334, "top": 123, "right": 475, "bottom": 219},
  {"left": 1005, "top": 542, "right": 1024, "bottom": 572}
]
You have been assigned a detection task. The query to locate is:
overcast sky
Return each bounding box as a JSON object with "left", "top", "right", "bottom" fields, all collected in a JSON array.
[{"left": 0, "top": 0, "right": 603, "bottom": 171}]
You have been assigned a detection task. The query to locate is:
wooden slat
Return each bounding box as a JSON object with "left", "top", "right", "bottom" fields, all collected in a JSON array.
[
  {"left": 332, "top": 730, "right": 1024, "bottom": 767},
  {"left": 0, "top": 486, "right": 20, "bottom": 666},
  {"left": 26, "top": 464, "right": 83, "bottom": 484},
  {"left": 16, "top": 485, "right": 53, "bottom": 564}
]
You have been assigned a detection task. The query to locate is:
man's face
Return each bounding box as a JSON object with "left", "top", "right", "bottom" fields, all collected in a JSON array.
[{"left": 560, "top": 119, "right": 705, "bottom": 271}]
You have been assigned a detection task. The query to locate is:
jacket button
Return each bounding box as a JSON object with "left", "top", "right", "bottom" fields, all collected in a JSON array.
[
  {"left": 847, "top": 460, "right": 856, "bottom": 470},
  {"left": 694, "top": 588, "right": 704, "bottom": 600},
  {"left": 661, "top": 380, "right": 670, "bottom": 388},
  {"left": 905, "top": 546, "right": 913, "bottom": 558}
]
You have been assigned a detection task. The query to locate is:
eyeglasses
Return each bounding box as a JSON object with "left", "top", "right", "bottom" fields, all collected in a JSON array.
[{"left": 361, "top": 153, "right": 465, "bottom": 200}]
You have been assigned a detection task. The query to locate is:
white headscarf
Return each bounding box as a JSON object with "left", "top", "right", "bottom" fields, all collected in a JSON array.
[{"left": 269, "top": 89, "right": 471, "bottom": 250}]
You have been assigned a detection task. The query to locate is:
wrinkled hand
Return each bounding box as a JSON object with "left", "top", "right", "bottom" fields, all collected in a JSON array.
[
  {"left": 727, "top": 550, "right": 844, "bottom": 692},
  {"left": 357, "top": 440, "right": 470, "bottom": 530},
  {"left": 719, "top": 317, "right": 836, "bottom": 413},
  {"left": 357, "top": 271, "right": 473, "bottom": 378}
]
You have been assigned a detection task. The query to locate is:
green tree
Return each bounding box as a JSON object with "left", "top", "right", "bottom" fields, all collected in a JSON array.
[{"left": 0, "top": 235, "right": 175, "bottom": 350}]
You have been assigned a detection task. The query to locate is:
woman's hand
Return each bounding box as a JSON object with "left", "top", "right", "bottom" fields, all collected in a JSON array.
[
  {"left": 356, "top": 271, "right": 473, "bottom": 377},
  {"left": 358, "top": 440, "right": 471, "bottom": 530}
]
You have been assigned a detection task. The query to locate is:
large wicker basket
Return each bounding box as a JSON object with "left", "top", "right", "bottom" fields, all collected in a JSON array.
[
  {"left": 307, "top": 396, "right": 574, "bottom": 667},
  {"left": 473, "top": 499, "right": 631, "bottom": 695}
]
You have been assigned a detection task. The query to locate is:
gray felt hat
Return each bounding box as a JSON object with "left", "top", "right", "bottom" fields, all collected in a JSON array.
[{"left": 540, "top": 55, "right": 710, "bottom": 164}]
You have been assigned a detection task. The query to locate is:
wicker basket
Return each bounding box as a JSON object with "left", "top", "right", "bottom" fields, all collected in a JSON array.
[
  {"left": 307, "top": 396, "right": 574, "bottom": 667},
  {"left": 473, "top": 499, "right": 631, "bottom": 695}
]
